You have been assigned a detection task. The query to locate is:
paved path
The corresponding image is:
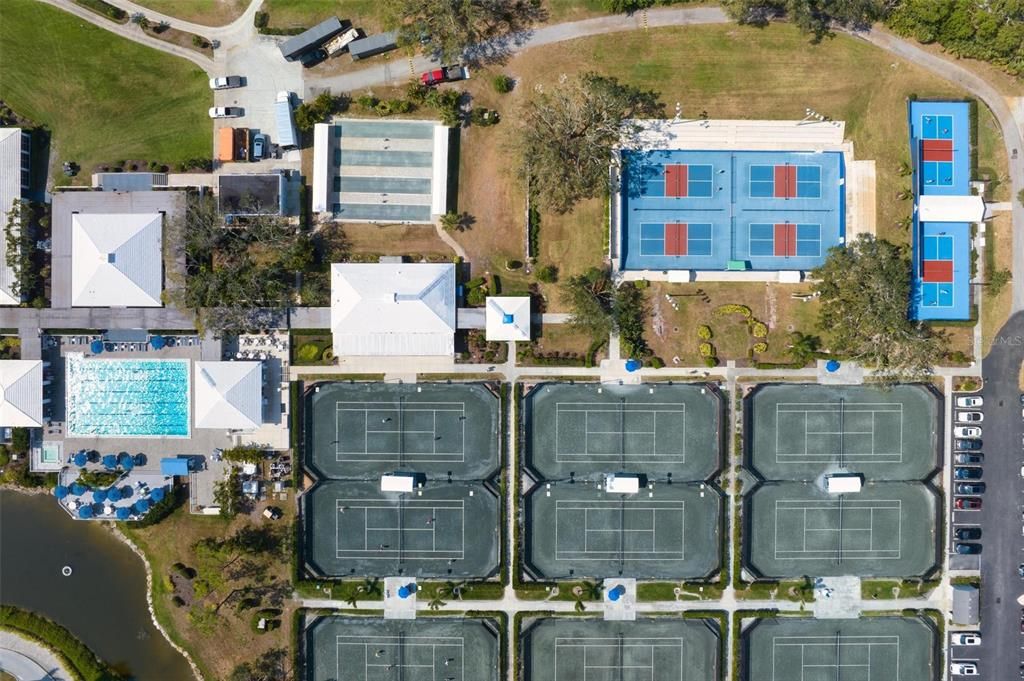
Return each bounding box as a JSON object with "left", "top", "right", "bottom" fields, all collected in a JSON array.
[
  {"left": 103, "top": 0, "right": 263, "bottom": 36},
  {"left": 0, "top": 631, "right": 74, "bottom": 681}
]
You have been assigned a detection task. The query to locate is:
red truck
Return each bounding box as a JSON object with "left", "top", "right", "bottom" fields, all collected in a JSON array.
[{"left": 420, "top": 64, "right": 469, "bottom": 86}]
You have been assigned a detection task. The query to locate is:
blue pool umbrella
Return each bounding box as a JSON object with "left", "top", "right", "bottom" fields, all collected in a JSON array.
[
  {"left": 71, "top": 483, "right": 87, "bottom": 496},
  {"left": 121, "top": 486, "right": 133, "bottom": 499},
  {"left": 90, "top": 339, "right": 103, "bottom": 354},
  {"left": 133, "top": 454, "right": 147, "bottom": 467},
  {"left": 54, "top": 485, "right": 69, "bottom": 499},
  {"left": 106, "top": 487, "right": 122, "bottom": 502},
  {"left": 608, "top": 584, "right": 626, "bottom": 601},
  {"left": 150, "top": 335, "right": 165, "bottom": 350},
  {"left": 397, "top": 586, "right": 410, "bottom": 599},
  {"left": 102, "top": 454, "right": 118, "bottom": 469},
  {"left": 133, "top": 499, "right": 150, "bottom": 514},
  {"left": 150, "top": 487, "right": 166, "bottom": 503},
  {"left": 119, "top": 453, "right": 134, "bottom": 470},
  {"left": 825, "top": 359, "right": 841, "bottom": 373},
  {"left": 625, "top": 359, "right": 641, "bottom": 372},
  {"left": 78, "top": 505, "right": 94, "bottom": 519},
  {"left": 116, "top": 507, "right": 132, "bottom": 520},
  {"left": 73, "top": 452, "right": 88, "bottom": 467},
  {"left": 92, "top": 489, "right": 107, "bottom": 503}
]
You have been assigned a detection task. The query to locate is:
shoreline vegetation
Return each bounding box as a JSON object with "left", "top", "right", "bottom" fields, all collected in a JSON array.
[{"left": 0, "top": 604, "right": 124, "bottom": 681}]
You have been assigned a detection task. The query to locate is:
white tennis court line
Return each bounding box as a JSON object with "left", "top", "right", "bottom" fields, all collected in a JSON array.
[
  {"left": 770, "top": 634, "right": 900, "bottom": 681},
  {"left": 773, "top": 402, "right": 905, "bottom": 462},
  {"left": 554, "top": 500, "right": 685, "bottom": 561},
  {"left": 334, "top": 400, "right": 467, "bottom": 463},
  {"left": 338, "top": 635, "right": 465, "bottom": 681},
  {"left": 554, "top": 637, "right": 684, "bottom": 681},
  {"left": 772, "top": 499, "right": 903, "bottom": 560},
  {"left": 554, "top": 401, "right": 687, "bottom": 463},
  {"left": 334, "top": 498, "right": 465, "bottom": 560}
]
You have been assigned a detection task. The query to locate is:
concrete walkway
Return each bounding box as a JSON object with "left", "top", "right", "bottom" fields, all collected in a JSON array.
[
  {"left": 102, "top": 0, "right": 263, "bottom": 36},
  {"left": 0, "top": 631, "right": 74, "bottom": 681}
]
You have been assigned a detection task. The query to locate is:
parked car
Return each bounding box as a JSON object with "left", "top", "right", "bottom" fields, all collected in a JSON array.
[
  {"left": 955, "top": 497, "right": 982, "bottom": 509},
  {"left": 956, "top": 396, "right": 983, "bottom": 408},
  {"left": 950, "top": 662, "right": 978, "bottom": 676},
  {"left": 208, "top": 106, "right": 244, "bottom": 118},
  {"left": 420, "top": 64, "right": 470, "bottom": 86},
  {"left": 954, "top": 527, "right": 981, "bottom": 541},
  {"left": 209, "top": 75, "right": 243, "bottom": 90},
  {"left": 954, "top": 467, "right": 983, "bottom": 480},
  {"left": 953, "top": 426, "right": 982, "bottom": 439},
  {"left": 955, "top": 438, "right": 982, "bottom": 451},
  {"left": 251, "top": 133, "right": 267, "bottom": 161},
  {"left": 956, "top": 483, "right": 985, "bottom": 495},
  {"left": 957, "top": 411, "right": 984, "bottom": 423},
  {"left": 299, "top": 48, "right": 327, "bottom": 68},
  {"left": 955, "top": 453, "right": 983, "bottom": 465},
  {"left": 951, "top": 632, "right": 981, "bottom": 646},
  {"left": 954, "top": 542, "right": 981, "bottom": 554}
]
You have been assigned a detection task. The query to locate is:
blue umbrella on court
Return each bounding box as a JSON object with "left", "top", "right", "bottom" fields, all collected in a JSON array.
[
  {"left": 150, "top": 487, "right": 166, "bottom": 503},
  {"left": 826, "top": 359, "right": 841, "bottom": 373},
  {"left": 102, "top": 454, "right": 118, "bottom": 469},
  {"left": 78, "top": 505, "right": 94, "bottom": 519},
  {"left": 133, "top": 499, "right": 150, "bottom": 514},
  {"left": 116, "top": 507, "right": 132, "bottom": 520},
  {"left": 90, "top": 339, "right": 103, "bottom": 354},
  {"left": 121, "top": 486, "right": 134, "bottom": 499},
  {"left": 119, "top": 453, "right": 134, "bottom": 470},
  {"left": 70, "top": 483, "right": 87, "bottom": 496},
  {"left": 149, "top": 335, "right": 165, "bottom": 350},
  {"left": 73, "top": 452, "right": 88, "bottom": 467},
  {"left": 92, "top": 489, "right": 107, "bottom": 503},
  {"left": 106, "top": 487, "right": 122, "bottom": 502},
  {"left": 54, "top": 485, "right": 69, "bottom": 499}
]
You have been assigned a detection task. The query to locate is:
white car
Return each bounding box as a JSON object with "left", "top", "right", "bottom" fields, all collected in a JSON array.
[
  {"left": 956, "top": 411, "right": 984, "bottom": 423},
  {"left": 953, "top": 426, "right": 982, "bottom": 439},
  {"left": 956, "top": 396, "right": 983, "bottom": 408},
  {"left": 950, "top": 632, "right": 981, "bottom": 646},
  {"left": 209, "top": 75, "right": 243, "bottom": 90},
  {"left": 950, "top": 662, "right": 978, "bottom": 676},
  {"left": 208, "top": 106, "right": 244, "bottom": 119}
]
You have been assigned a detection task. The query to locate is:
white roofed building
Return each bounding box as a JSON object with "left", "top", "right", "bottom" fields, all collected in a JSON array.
[
  {"left": 0, "top": 360, "right": 43, "bottom": 427},
  {"left": 0, "top": 128, "right": 30, "bottom": 306},
  {"left": 194, "top": 361, "right": 263, "bottom": 431},
  {"left": 331, "top": 263, "right": 455, "bottom": 356},
  {"left": 485, "top": 296, "right": 531, "bottom": 342},
  {"left": 71, "top": 213, "right": 162, "bottom": 307}
]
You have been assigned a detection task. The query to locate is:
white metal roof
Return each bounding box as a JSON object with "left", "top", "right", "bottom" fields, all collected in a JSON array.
[
  {"left": 0, "top": 129, "right": 24, "bottom": 305},
  {"left": 312, "top": 123, "right": 331, "bottom": 213},
  {"left": 623, "top": 118, "right": 846, "bottom": 152},
  {"left": 71, "top": 213, "right": 162, "bottom": 307},
  {"left": 0, "top": 360, "right": 43, "bottom": 427},
  {"left": 825, "top": 474, "right": 863, "bottom": 494},
  {"left": 194, "top": 361, "right": 262, "bottom": 431},
  {"left": 485, "top": 296, "right": 531, "bottom": 341},
  {"left": 331, "top": 263, "right": 455, "bottom": 356},
  {"left": 917, "top": 194, "right": 986, "bottom": 223},
  {"left": 606, "top": 474, "right": 640, "bottom": 494}
]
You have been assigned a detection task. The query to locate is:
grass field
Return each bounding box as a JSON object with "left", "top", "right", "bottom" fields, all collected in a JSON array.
[
  {"left": 133, "top": 0, "right": 247, "bottom": 24},
  {"left": 0, "top": 0, "right": 211, "bottom": 186},
  {"left": 980, "top": 212, "right": 1014, "bottom": 356}
]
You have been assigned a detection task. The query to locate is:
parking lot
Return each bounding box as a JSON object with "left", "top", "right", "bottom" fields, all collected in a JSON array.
[{"left": 948, "top": 390, "right": 987, "bottom": 572}]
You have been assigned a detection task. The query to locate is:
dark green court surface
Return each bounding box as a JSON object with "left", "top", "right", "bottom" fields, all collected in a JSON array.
[
  {"left": 307, "top": 382, "right": 500, "bottom": 480},
  {"left": 525, "top": 383, "right": 722, "bottom": 481},
  {"left": 745, "top": 481, "right": 938, "bottom": 578},
  {"left": 525, "top": 482, "right": 721, "bottom": 579},
  {"left": 305, "top": 616, "right": 500, "bottom": 681},
  {"left": 746, "top": 384, "right": 939, "bottom": 481},
  {"left": 305, "top": 480, "right": 500, "bottom": 578},
  {"left": 743, "top": 616, "right": 936, "bottom": 681},
  {"left": 523, "top": 617, "right": 720, "bottom": 681}
]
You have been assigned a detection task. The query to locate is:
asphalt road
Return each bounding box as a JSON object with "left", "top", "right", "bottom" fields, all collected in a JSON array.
[{"left": 977, "top": 311, "right": 1024, "bottom": 680}]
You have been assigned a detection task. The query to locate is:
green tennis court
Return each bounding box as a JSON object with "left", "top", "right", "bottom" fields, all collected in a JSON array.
[
  {"left": 525, "top": 482, "right": 721, "bottom": 580},
  {"left": 305, "top": 615, "right": 500, "bottom": 681},
  {"left": 746, "top": 384, "right": 939, "bottom": 481},
  {"left": 306, "top": 382, "right": 500, "bottom": 480},
  {"left": 745, "top": 482, "right": 938, "bottom": 578},
  {"left": 743, "top": 616, "right": 935, "bottom": 681},
  {"left": 523, "top": 617, "right": 720, "bottom": 681},
  {"left": 305, "top": 480, "right": 500, "bottom": 578},
  {"left": 525, "top": 383, "right": 722, "bottom": 481}
]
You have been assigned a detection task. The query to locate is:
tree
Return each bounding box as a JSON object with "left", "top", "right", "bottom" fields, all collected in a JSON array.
[
  {"left": 612, "top": 282, "right": 649, "bottom": 358},
  {"left": 428, "top": 592, "right": 447, "bottom": 610},
  {"left": 10, "top": 427, "right": 29, "bottom": 454},
  {"left": 986, "top": 268, "right": 1012, "bottom": 296},
  {"left": 513, "top": 73, "right": 663, "bottom": 213},
  {"left": 222, "top": 447, "right": 262, "bottom": 464},
  {"left": 721, "top": 0, "right": 888, "bottom": 42},
  {"left": 786, "top": 331, "right": 822, "bottom": 366},
  {"left": 562, "top": 267, "right": 615, "bottom": 340},
  {"left": 383, "top": 0, "right": 547, "bottom": 63},
  {"left": 213, "top": 468, "right": 243, "bottom": 518},
  {"left": 229, "top": 648, "right": 287, "bottom": 681},
  {"left": 439, "top": 211, "right": 474, "bottom": 233},
  {"left": 293, "top": 91, "right": 347, "bottom": 132},
  {"left": 536, "top": 264, "right": 559, "bottom": 283},
  {"left": 811, "top": 235, "right": 946, "bottom": 382},
  {"left": 361, "top": 577, "right": 383, "bottom": 597}
]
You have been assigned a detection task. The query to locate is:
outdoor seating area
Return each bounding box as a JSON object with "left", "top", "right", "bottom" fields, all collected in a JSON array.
[
  {"left": 55, "top": 462, "right": 170, "bottom": 522},
  {"left": 225, "top": 331, "right": 290, "bottom": 362},
  {"left": 45, "top": 334, "right": 201, "bottom": 354}
]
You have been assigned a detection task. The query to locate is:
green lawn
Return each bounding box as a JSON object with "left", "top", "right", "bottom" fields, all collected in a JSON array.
[
  {"left": 132, "top": 0, "right": 248, "bottom": 25},
  {"left": 263, "top": 0, "right": 384, "bottom": 30},
  {"left": 0, "top": 0, "right": 211, "bottom": 185}
]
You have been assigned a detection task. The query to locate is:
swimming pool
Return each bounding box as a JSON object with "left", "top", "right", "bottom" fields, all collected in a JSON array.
[{"left": 65, "top": 355, "right": 190, "bottom": 437}]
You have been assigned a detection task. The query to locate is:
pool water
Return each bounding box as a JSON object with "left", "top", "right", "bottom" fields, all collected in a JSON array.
[{"left": 65, "top": 355, "right": 190, "bottom": 437}]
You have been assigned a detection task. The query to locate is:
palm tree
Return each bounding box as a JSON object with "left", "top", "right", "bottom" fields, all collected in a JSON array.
[
  {"left": 443, "top": 580, "right": 468, "bottom": 600},
  {"left": 573, "top": 598, "right": 586, "bottom": 613},
  {"left": 787, "top": 332, "right": 822, "bottom": 366},
  {"left": 428, "top": 593, "right": 447, "bottom": 610},
  {"left": 361, "top": 577, "right": 382, "bottom": 598},
  {"left": 580, "top": 581, "right": 602, "bottom": 601},
  {"left": 344, "top": 591, "right": 359, "bottom": 609}
]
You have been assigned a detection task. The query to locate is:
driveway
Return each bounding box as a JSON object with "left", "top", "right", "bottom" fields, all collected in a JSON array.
[{"left": 977, "top": 311, "right": 1024, "bottom": 680}]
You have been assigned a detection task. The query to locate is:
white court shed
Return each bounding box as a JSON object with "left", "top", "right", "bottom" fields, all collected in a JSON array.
[
  {"left": 381, "top": 474, "right": 415, "bottom": 492},
  {"left": 826, "top": 474, "right": 863, "bottom": 494},
  {"left": 193, "top": 361, "right": 263, "bottom": 430},
  {"left": 0, "top": 360, "right": 43, "bottom": 427},
  {"left": 331, "top": 263, "right": 456, "bottom": 356},
  {"left": 917, "top": 195, "right": 985, "bottom": 223},
  {"left": 71, "top": 213, "right": 163, "bottom": 307},
  {"left": 606, "top": 474, "right": 640, "bottom": 494},
  {"left": 485, "top": 296, "right": 531, "bottom": 342}
]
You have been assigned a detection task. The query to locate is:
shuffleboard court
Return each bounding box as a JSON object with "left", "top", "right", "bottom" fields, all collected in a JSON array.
[
  {"left": 307, "top": 382, "right": 499, "bottom": 480},
  {"left": 525, "top": 483, "right": 721, "bottom": 579},
  {"left": 746, "top": 384, "right": 939, "bottom": 481},
  {"left": 743, "top": 616, "right": 935, "bottom": 681},
  {"left": 305, "top": 616, "right": 500, "bottom": 681},
  {"left": 525, "top": 383, "right": 722, "bottom": 481},
  {"left": 523, "top": 617, "right": 720, "bottom": 681},
  {"left": 305, "top": 480, "right": 500, "bottom": 578},
  {"left": 746, "top": 482, "right": 938, "bottom": 578}
]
